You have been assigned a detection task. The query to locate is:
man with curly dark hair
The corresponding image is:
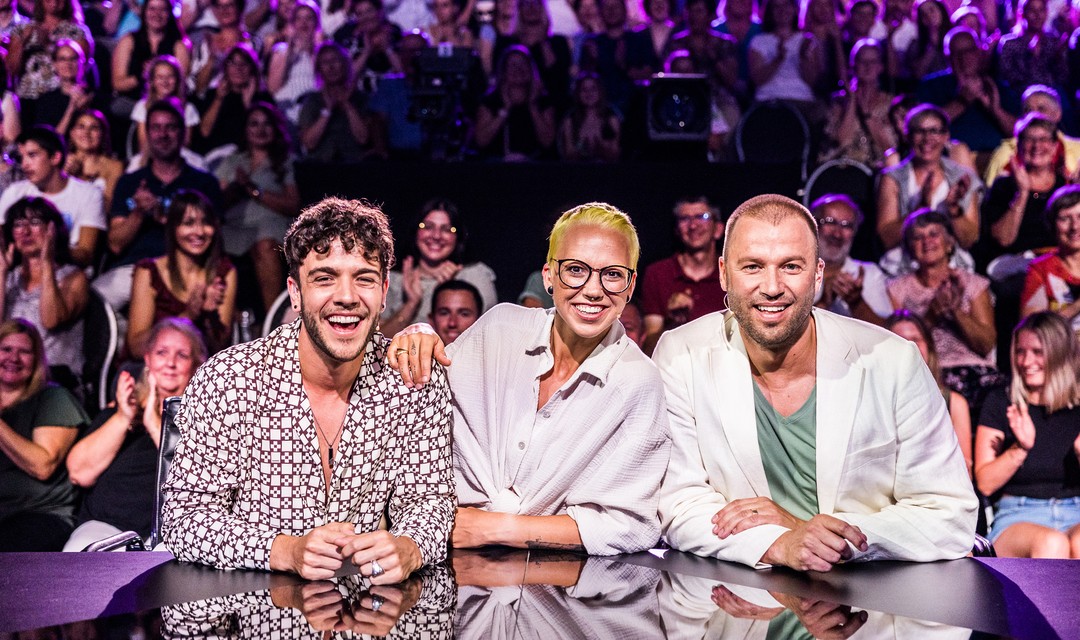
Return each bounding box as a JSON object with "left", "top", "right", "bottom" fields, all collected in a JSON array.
[{"left": 162, "top": 197, "right": 456, "bottom": 586}]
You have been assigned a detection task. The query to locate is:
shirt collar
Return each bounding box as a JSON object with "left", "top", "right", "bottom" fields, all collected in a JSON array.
[{"left": 526, "top": 307, "right": 630, "bottom": 386}]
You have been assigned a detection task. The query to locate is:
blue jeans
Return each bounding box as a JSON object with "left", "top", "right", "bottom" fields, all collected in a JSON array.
[{"left": 990, "top": 495, "right": 1080, "bottom": 543}]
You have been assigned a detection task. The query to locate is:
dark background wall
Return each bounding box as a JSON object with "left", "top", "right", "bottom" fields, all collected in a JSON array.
[{"left": 296, "top": 161, "right": 801, "bottom": 302}]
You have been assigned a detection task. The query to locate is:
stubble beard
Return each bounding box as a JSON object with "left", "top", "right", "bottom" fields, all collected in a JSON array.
[
  {"left": 300, "top": 303, "right": 375, "bottom": 364},
  {"left": 730, "top": 290, "right": 815, "bottom": 353}
]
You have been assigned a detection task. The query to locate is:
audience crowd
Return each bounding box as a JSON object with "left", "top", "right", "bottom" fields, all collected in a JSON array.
[{"left": 1, "top": 0, "right": 1079, "bottom": 562}]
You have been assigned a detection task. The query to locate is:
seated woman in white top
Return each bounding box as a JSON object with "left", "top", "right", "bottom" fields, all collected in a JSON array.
[
  {"left": 390, "top": 203, "right": 672, "bottom": 554},
  {"left": 380, "top": 199, "right": 497, "bottom": 337}
]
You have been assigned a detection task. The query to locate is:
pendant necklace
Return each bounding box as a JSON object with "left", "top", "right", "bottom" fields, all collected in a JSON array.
[{"left": 312, "top": 412, "right": 346, "bottom": 470}]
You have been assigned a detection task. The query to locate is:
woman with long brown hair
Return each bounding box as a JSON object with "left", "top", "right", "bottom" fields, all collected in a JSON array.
[{"left": 127, "top": 190, "right": 237, "bottom": 358}]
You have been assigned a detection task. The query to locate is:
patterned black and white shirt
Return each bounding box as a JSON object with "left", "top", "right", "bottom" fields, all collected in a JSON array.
[{"left": 162, "top": 320, "right": 455, "bottom": 571}]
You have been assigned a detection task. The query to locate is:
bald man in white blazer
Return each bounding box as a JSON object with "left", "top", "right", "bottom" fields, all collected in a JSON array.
[{"left": 654, "top": 194, "right": 977, "bottom": 571}]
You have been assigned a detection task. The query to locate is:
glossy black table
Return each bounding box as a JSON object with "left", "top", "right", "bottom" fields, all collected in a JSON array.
[{"left": 0, "top": 549, "right": 1077, "bottom": 638}]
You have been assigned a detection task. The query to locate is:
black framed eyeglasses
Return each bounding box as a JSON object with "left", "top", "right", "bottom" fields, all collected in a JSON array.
[{"left": 554, "top": 259, "right": 635, "bottom": 295}]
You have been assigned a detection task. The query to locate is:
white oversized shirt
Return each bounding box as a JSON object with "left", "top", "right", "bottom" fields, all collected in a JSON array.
[{"left": 446, "top": 304, "right": 671, "bottom": 555}]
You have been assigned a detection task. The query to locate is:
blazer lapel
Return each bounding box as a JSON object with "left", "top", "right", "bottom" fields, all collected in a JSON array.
[
  {"left": 814, "top": 312, "right": 861, "bottom": 515},
  {"left": 713, "top": 315, "right": 773, "bottom": 498}
]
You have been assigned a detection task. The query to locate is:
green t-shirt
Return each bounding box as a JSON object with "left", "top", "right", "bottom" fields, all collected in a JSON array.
[
  {"left": 0, "top": 383, "right": 89, "bottom": 521},
  {"left": 753, "top": 382, "right": 819, "bottom": 521}
]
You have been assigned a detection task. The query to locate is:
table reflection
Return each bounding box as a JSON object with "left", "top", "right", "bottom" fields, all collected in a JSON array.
[
  {"left": 2, "top": 553, "right": 1014, "bottom": 639},
  {"left": 453, "top": 549, "right": 662, "bottom": 639},
  {"left": 159, "top": 565, "right": 455, "bottom": 639},
  {"left": 659, "top": 571, "right": 975, "bottom": 639}
]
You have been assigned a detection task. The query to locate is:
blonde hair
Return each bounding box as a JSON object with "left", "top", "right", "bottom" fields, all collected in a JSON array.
[
  {"left": 0, "top": 319, "right": 48, "bottom": 404},
  {"left": 546, "top": 202, "right": 640, "bottom": 270},
  {"left": 722, "top": 194, "right": 819, "bottom": 260},
  {"left": 1010, "top": 312, "right": 1080, "bottom": 413}
]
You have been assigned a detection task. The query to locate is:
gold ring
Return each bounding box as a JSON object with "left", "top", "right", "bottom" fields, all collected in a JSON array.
[{"left": 395, "top": 348, "right": 409, "bottom": 356}]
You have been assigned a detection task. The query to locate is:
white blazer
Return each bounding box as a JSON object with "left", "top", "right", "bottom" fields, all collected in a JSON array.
[{"left": 653, "top": 308, "right": 978, "bottom": 567}]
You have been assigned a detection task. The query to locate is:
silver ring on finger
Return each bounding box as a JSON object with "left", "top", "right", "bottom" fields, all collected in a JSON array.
[
  {"left": 370, "top": 594, "right": 385, "bottom": 612},
  {"left": 370, "top": 558, "right": 385, "bottom": 578}
]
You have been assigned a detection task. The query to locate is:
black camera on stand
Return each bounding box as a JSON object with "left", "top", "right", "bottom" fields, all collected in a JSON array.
[{"left": 408, "top": 45, "right": 480, "bottom": 161}]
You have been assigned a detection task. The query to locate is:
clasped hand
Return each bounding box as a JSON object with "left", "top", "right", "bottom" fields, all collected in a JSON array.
[
  {"left": 712, "top": 499, "right": 868, "bottom": 572},
  {"left": 271, "top": 576, "right": 421, "bottom": 636},
  {"left": 277, "top": 523, "right": 423, "bottom": 585}
]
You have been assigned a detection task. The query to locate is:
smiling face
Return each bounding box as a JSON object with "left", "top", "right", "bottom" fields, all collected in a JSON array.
[
  {"left": 1018, "top": 123, "right": 1056, "bottom": 170},
  {"left": 720, "top": 214, "right": 822, "bottom": 353},
  {"left": 1014, "top": 329, "right": 1046, "bottom": 393},
  {"left": 147, "top": 109, "right": 183, "bottom": 161},
  {"left": 144, "top": 0, "right": 172, "bottom": 31},
  {"left": 816, "top": 200, "right": 858, "bottom": 264},
  {"left": 1054, "top": 202, "right": 1080, "bottom": 252},
  {"left": 543, "top": 224, "right": 635, "bottom": 345},
  {"left": 429, "top": 288, "right": 479, "bottom": 344},
  {"left": 174, "top": 205, "right": 216, "bottom": 258},
  {"left": 676, "top": 201, "right": 723, "bottom": 252},
  {"left": 0, "top": 332, "right": 35, "bottom": 390},
  {"left": 150, "top": 61, "right": 180, "bottom": 98},
  {"left": 70, "top": 114, "right": 105, "bottom": 153},
  {"left": 288, "top": 240, "right": 387, "bottom": 364},
  {"left": 144, "top": 328, "right": 198, "bottom": 397},
  {"left": 908, "top": 111, "right": 948, "bottom": 163},
  {"left": 908, "top": 221, "right": 953, "bottom": 267},
  {"left": 415, "top": 210, "right": 458, "bottom": 265}
]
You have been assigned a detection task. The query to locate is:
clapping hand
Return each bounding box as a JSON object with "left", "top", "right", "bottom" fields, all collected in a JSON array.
[
  {"left": 929, "top": 272, "right": 961, "bottom": 322},
  {"left": 115, "top": 370, "right": 139, "bottom": 421},
  {"left": 141, "top": 372, "right": 160, "bottom": 430},
  {"left": 1006, "top": 403, "right": 1036, "bottom": 452},
  {"left": 41, "top": 221, "right": 57, "bottom": 265},
  {"left": 132, "top": 180, "right": 160, "bottom": 218},
  {"left": 1011, "top": 156, "right": 1031, "bottom": 193},
  {"left": 831, "top": 267, "right": 864, "bottom": 308},
  {"left": 0, "top": 238, "right": 14, "bottom": 276},
  {"left": 202, "top": 276, "right": 227, "bottom": 312}
]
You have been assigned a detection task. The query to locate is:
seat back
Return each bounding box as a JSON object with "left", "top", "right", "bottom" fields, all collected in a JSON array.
[
  {"left": 262, "top": 289, "right": 293, "bottom": 339},
  {"left": 803, "top": 158, "right": 875, "bottom": 210},
  {"left": 802, "top": 158, "right": 881, "bottom": 262},
  {"left": 147, "top": 396, "right": 183, "bottom": 550},
  {"left": 82, "top": 289, "right": 119, "bottom": 415},
  {"left": 735, "top": 100, "right": 811, "bottom": 180}
]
